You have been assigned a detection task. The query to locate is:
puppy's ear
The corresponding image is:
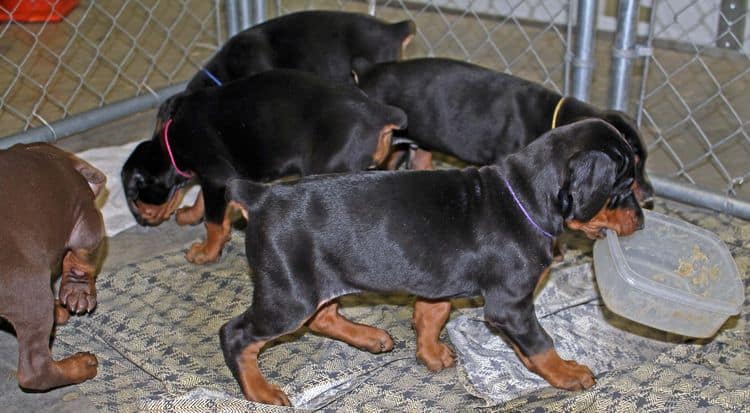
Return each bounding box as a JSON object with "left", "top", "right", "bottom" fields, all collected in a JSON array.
[
  {"left": 601, "top": 111, "right": 645, "bottom": 162},
  {"left": 558, "top": 150, "right": 617, "bottom": 221}
]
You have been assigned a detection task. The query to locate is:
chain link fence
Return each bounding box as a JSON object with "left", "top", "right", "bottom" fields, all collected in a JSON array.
[
  {"left": 635, "top": 0, "right": 750, "bottom": 205},
  {"left": 1, "top": 0, "right": 748, "bottom": 217},
  {"left": 0, "top": 0, "right": 221, "bottom": 143},
  {"left": 276, "top": 0, "right": 575, "bottom": 94}
]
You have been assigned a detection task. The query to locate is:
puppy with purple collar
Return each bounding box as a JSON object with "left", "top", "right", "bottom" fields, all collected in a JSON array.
[{"left": 221, "top": 119, "right": 645, "bottom": 405}]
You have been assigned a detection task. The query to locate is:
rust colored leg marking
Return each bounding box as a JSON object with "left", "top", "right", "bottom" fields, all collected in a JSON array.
[
  {"left": 307, "top": 301, "right": 393, "bottom": 353},
  {"left": 185, "top": 208, "right": 232, "bottom": 264},
  {"left": 175, "top": 190, "right": 205, "bottom": 226},
  {"left": 370, "top": 124, "right": 398, "bottom": 168},
  {"left": 409, "top": 148, "right": 433, "bottom": 170},
  {"left": 236, "top": 341, "right": 290, "bottom": 406},
  {"left": 386, "top": 148, "right": 408, "bottom": 170},
  {"left": 533, "top": 267, "right": 552, "bottom": 297},
  {"left": 412, "top": 298, "right": 454, "bottom": 371}
]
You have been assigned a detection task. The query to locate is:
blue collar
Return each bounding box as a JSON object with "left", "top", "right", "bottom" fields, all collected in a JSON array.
[{"left": 201, "top": 68, "right": 222, "bottom": 86}]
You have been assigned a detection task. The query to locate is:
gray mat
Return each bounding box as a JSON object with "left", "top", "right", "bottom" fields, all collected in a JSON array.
[{"left": 51, "top": 200, "right": 748, "bottom": 412}]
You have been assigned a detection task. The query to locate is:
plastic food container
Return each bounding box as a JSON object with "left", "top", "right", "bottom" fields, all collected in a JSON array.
[{"left": 593, "top": 209, "right": 744, "bottom": 338}]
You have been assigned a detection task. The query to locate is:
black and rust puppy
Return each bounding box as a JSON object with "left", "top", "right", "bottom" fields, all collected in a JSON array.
[
  {"left": 122, "top": 69, "right": 407, "bottom": 264},
  {"left": 0, "top": 143, "right": 105, "bottom": 390},
  {"left": 124, "top": 11, "right": 414, "bottom": 261},
  {"left": 354, "top": 58, "right": 654, "bottom": 206},
  {"left": 222, "top": 119, "right": 644, "bottom": 405}
]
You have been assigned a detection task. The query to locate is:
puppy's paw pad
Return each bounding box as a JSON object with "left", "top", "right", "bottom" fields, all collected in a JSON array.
[{"left": 60, "top": 286, "right": 97, "bottom": 314}]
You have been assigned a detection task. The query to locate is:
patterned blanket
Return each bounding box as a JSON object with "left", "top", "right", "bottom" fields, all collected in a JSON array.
[{"left": 54, "top": 200, "right": 749, "bottom": 412}]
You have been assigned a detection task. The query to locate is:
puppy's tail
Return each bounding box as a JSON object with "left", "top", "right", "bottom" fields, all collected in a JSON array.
[
  {"left": 380, "top": 103, "right": 408, "bottom": 131},
  {"left": 390, "top": 20, "right": 416, "bottom": 43},
  {"left": 226, "top": 178, "right": 269, "bottom": 218}
]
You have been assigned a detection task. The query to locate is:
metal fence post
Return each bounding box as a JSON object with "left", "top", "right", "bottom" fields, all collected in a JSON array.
[
  {"left": 608, "top": 0, "right": 640, "bottom": 112},
  {"left": 225, "top": 0, "right": 240, "bottom": 37},
  {"left": 251, "top": 0, "right": 266, "bottom": 24},
  {"left": 571, "top": 0, "right": 598, "bottom": 102},
  {"left": 237, "top": 0, "right": 264, "bottom": 28},
  {"left": 0, "top": 83, "right": 188, "bottom": 149}
]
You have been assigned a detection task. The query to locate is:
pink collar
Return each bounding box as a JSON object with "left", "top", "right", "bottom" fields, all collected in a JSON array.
[{"left": 162, "top": 118, "right": 193, "bottom": 178}]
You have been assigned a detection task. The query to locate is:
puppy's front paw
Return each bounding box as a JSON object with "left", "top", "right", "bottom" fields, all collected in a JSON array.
[
  {"left": 250, "top": 383, "right": 291, "bottom": 406},
  {"left": 185, "top": 241, "right": 220, "bottom": 264},
  {"left": 59, "top": 283, "right": 97, "bottom": 314},
  {"left": 360, "top": 328, "right": 394, "bottom": 353},
  {"left": 417, "top": 341, "right": 455, "bottom": 372},
  {"left": 546, "top": 359, "right": 595, "bottom": 391}
]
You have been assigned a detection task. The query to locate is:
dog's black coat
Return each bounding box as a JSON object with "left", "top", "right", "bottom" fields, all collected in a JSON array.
[
  {"left": 221, "top": 119, "right": 644, "bottom": 387},
  {"left": 122, "top": 69, "right": 406, "bottom": 225},
  {"left": 354, "top": 57, "right": 654, "bottom": 204},
  {"left": 123, "top": 11, "right": 414, "bottom": 226},
  {"left": 189, "top": 10, "right": 414, "bottom": 91}
]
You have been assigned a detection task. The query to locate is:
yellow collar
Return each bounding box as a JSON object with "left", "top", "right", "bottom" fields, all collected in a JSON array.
[{"left": 551, "top": 96, "right": 566, "bottom": 129}]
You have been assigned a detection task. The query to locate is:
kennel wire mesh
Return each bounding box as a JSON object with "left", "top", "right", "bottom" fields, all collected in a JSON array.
[
  {"left": 635, "top": 0, "right": 750, "bottom": 206},
  {"left": 1, "top": 0, "right": 749, "bottom": 218},
  {"left": 0, "top": 0, "right": 222, "bottom": 142},
  {"left": 275, "top": 0, "right": 575, "bottom": 94}
]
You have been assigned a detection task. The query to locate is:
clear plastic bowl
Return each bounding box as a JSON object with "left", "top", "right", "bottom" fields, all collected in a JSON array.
[{"left": 593, "top": 209, "right": 744, "bottom": 338}]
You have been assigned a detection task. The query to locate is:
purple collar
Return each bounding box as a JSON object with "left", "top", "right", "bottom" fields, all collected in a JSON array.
[
  {"left": 162, "top": 118, "right": 193, "bottom": 178},
  {"left": 502, "top": 178, "right": 554, "bottom": 239}
]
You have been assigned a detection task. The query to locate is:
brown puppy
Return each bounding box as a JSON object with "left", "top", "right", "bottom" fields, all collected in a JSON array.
[{"left": 0, "top": 143, "right": 105, "bottom": 391}]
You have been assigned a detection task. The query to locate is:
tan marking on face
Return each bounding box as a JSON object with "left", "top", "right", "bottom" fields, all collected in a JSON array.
[
  {"left": 133, "top": 186, "right": 187, "bottom": 225},
  {"left": 566, "top": 201, "right": 641, "bottom": 239}
]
